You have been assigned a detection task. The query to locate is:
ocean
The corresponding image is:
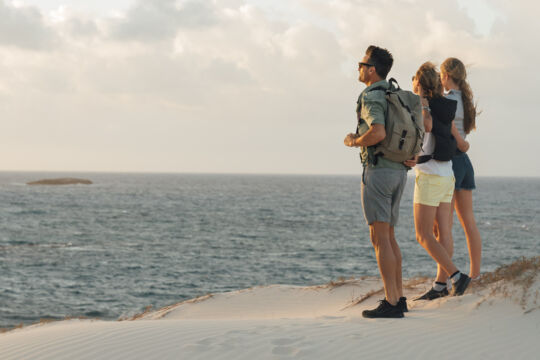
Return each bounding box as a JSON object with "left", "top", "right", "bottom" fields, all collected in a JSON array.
[{"left": 0, "top": 172, "right": 538, "bottom": 329}]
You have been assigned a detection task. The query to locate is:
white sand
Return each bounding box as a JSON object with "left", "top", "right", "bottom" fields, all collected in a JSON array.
[{"left": 1, "top": 276, "right": 539, "bottom": 360}]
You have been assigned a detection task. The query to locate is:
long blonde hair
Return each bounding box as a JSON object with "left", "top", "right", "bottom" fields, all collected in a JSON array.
[
  {"left": 441, "top": 58, "right": 477, "bottom": 134},
  {"left": 415, "top": 62, "right": 443, "bottom": 99}
]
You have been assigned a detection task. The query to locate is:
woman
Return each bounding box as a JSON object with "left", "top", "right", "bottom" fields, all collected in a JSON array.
[
  {"left": 406, "top": 62, "right": 470, "bottom": 300},
  {"left": 441, "top": 58, "right": 482, "bottom": 280}
]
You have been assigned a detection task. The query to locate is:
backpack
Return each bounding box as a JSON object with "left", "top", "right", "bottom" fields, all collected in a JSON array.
[
  {"left": 417, "top": 96, "right": 457, "bottom": 164},
  {"left": 357, "top": 78, "right": 424, "bottom": 164}
]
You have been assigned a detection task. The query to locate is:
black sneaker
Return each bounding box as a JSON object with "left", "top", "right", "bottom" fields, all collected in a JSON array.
[
  {"left": 413, "top": 287, "right": 449, "bottom": 301},
  {"left": 451, "top": 274, "right": 471, "bottom": 296},
  {"left": 362, "top": 299, "right": 404, "bottom": 318},
  {"left": 398, "top": 297, "right": 408, "bottom": 312}
]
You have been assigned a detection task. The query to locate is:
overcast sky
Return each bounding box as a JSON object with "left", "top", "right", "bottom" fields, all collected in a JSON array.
[{"left": 1, "top": 0, "right": 538, "bottom": 176}]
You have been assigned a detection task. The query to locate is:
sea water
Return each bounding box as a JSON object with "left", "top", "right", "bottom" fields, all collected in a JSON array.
[{"left": 0, "top": 172, "right": 538, "bottom": 329}]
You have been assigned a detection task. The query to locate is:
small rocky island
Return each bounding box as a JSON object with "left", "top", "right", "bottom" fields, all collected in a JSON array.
[{"left": 27, "top": 178, "right": 93, "bottom": 186}]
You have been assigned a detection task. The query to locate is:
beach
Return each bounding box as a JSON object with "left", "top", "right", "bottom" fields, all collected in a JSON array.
[
  {"left": 2, "top": 0, "right": 540, "bottom": 358},
  {"left": 1, "top": 258, "right": 538, "bottom": 360}
]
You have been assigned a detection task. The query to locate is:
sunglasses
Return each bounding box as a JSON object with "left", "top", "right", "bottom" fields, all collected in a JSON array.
[{"left": 358, "top": 62, "right": 375, "bottom": 68}]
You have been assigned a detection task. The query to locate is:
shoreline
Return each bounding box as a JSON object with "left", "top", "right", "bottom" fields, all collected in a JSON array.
[{"left": 1, "top": 258, "right": 538, "bottom": 359}]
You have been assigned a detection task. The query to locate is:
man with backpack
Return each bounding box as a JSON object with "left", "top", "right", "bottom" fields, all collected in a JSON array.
[{"left": 344, "top": 45, "right": 423, "bottom": 318}]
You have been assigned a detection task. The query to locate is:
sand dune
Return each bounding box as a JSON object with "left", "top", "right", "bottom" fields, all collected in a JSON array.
[{"left": 1, "top": 258, "right": 538, "bottom": 360}]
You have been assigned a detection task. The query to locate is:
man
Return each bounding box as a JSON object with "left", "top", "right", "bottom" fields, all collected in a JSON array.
[{"left": 344, "top": 45, "right": 407, "bottom": 318}]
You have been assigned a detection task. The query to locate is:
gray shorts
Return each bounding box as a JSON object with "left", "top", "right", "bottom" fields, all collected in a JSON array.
[{"left": 361, "top": 166, "right": 407, "bottom": 226}]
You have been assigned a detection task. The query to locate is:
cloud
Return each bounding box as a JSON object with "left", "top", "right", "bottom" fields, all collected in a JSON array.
[
  {"left": 109, "top": 0, "right": 218, "bottom": 42},
  {"left": 0, "top": 0, "right": 539, "bottom": 175},
  {"left": 0, "top": 0, "right": 57, "bottom": 49}
]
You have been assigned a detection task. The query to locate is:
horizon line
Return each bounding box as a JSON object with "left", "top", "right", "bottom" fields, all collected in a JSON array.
[{"left": 0, "top": 169, "right": 539, "bottom": 179}]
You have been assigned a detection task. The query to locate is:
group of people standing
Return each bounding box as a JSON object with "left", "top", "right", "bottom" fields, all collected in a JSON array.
[{"left": 344, "top": 45, "right": 482, "bottom": 318}]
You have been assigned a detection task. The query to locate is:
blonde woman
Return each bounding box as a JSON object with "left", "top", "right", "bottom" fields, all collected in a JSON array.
[
  {"left": 441, "top": 58, "right": 482, "bottom": 280},
  {"left": 406, "top": 62, "right": 470, "bottom": 300}
]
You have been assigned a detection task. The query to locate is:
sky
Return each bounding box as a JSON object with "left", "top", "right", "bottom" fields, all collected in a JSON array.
[{"left": 1, "top": 0, "right": 539, "bottom": 176}]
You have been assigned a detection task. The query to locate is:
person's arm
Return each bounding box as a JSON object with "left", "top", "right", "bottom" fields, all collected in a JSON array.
[
  {"left": 452, "top": 122, "right": 470, "bottom": 152},
  {"left": 354, "top": 124, "right": 385, "bottom": 146},
  {"left": 403, "top": 155, "right": 418, "bottom": 168},
  {"left": 355, "top": 91, "right": 386, "bottom": 146},
  {"left": 344, "top": 125, "right": 385, "bottom": 147},
  {"left": 344, "top": 89, "right": 387, "bottom": 147},
  {"left": 421, "top": 97, "right": 432, "bottom": 133}
]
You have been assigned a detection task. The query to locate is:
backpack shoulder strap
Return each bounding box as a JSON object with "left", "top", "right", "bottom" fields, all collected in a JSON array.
[
  {"left": 388, "top": 77, "right": 400, "bottom": 91},
  {"left": 367, "top": 78, "right": 399, "bottom": 94},
  {"left": 366, "top": 78, "right": 397, "bottom": 94}
]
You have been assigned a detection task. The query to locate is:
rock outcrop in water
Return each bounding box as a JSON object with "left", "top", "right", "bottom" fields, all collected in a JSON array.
[{"left": 27, "top": 178, "right": 93, "bottom": 186}]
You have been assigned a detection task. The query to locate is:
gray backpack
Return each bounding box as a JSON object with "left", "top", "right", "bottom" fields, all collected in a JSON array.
[{"left": 358, "top": 78, "right": 424, "bottom": 164}]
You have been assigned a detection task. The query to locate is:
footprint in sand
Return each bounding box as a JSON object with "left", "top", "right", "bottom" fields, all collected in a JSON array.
[
  {"left": 271, "top": 337, "right": 305, "bottom": 356},
  {"left": 347, "top": 333, "right": 365, "bottom": 340},
  {"left": 272, "top": 337, "right": 303, "bottom": 346},
  {"left": 196, "top": 337, "right": 217, "bottom": 346},
  {"left": 272, "top": 345, "right": 299, "bottom": 356}
]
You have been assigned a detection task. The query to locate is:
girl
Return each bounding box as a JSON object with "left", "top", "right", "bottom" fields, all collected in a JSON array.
[
  {"left": 441, "top": 58, "right": 482, "bottom": 280},
  {"left": 407, "top": 62, "right": 470, "bottom": 300}
]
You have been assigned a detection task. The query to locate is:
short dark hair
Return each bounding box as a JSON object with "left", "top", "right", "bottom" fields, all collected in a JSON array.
[{"left": 365, "top": 45, "right": 393, "bottom": 79}]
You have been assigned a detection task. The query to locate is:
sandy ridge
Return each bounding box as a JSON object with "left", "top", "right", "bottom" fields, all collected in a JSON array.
[{"left": 1, "top": 272, "right": 539, "bottom": 360}]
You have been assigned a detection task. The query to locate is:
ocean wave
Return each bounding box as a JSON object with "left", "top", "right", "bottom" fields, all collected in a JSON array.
[{"left": 0, "top": 242, "right": 73, "bottom": 251}]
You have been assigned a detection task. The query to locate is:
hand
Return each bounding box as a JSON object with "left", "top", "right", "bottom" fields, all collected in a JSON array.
[
  {"left": 344, "top": 133, "right": 358, "bottom": 147},
  {"left": 403, "top": 157, "right": 417, "bottom": 167},
  {"left": 420, "top": 97, "right": 429, "bottom": 107}
]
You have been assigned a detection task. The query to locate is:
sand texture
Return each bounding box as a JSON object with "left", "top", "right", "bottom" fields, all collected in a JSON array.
[{"left": 1, "top": 258, "right": 538, "bottom": 359}]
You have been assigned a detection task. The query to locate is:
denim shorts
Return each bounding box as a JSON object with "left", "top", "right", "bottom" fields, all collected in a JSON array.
[
  {"left": 361, "top": 166, "right": 407, "bottom": 226},
  {"left": 452, "top": 152, "right": 476, "bottom": 191}
]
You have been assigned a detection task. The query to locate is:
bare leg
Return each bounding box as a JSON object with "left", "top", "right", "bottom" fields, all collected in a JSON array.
[
  {"left": 454, "top": 190, "right": 482, "bottom": 278},
  {"left": 414, "top": 203, "right": 458, "bottom": 276},
  {"left": 388, "top": 226, "right": 403, "bottom": 298},
  {"left": 434, "top": 202, "right": 454, "bottom": 283},
  {"left": 370, "top": 222, "right": 399, "bottom": 305}
]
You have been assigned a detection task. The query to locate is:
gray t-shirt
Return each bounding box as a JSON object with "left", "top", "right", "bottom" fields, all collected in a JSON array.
[{"left": 445, "top": 89, "right": 466, "bottom": 139}]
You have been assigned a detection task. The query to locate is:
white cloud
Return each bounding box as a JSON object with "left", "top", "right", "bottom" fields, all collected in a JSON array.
[
  {"left": 0, "top": 0, "right": 57, "bottom": 49},
  {"left": 108, "top": 0, "right": 218, "bottom": 42},
  {"left": 0, "top": 0, "right": 539, "bottom": 175}
]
